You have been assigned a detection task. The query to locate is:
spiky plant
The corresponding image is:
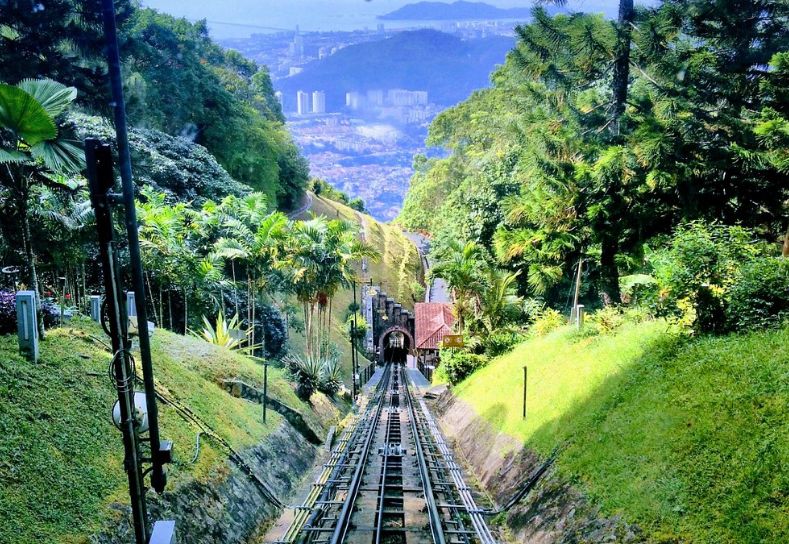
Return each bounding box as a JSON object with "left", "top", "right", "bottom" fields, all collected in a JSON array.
[{"left": 191, "top": 311, "right": 258, "bottom": 354}]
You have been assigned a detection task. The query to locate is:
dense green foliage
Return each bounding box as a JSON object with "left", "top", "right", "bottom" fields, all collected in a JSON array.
[
  {"left": 400, "top": 1, "right": 789, "bottom": 311},
  {"left": 450, "top": 317, "right": 789, "bottom": 543},
  {"left": 0, "top": 1, "right": 308, "bottom": 209},
  {"left": 649, "top": 222, "right": 781, "bottom": 333}
]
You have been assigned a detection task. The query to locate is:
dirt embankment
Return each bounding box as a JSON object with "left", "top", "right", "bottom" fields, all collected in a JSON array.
[{"left": 433, "top": 391, "right": 642, "bottom": 543}]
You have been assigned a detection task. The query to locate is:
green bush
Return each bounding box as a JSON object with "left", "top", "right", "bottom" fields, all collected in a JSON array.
[
  {"left": 483, "top": 330, "right": 526, "bottom": 357},
  {"left": 531, "top": 308, "right": 566, "bottom": 336},
  {"left": 651, "top": 222, "right": 764, "bottom": 334},
  {"left": 439, "top": 349, "right": 489, "bottom": 385},
  {"left": 728, "top": 257, "right": 789, "bottom": 331}
]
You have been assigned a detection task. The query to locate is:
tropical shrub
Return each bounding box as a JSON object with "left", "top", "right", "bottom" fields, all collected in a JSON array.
[
  {"left": 285, "top": 353, "right": 345, "bottom": 399},
  {"left": 439, "top": 349, "right": 489, "bottom": 385},
  {"left": 192, "top": 311, "right": 258, "bottom": 353},
  {"left": 483, "top": 330, "right": 526, "bottom": 357},
  {"left": 651, "top": 222, "right": 763, "bottom": 334},
  {"left": 728, "top": 257, "right": 789, "bottom": 331},
  {"left": 531, "top": 308, "right": 566, "bottom": 336},
  {"left": 317, "top": 358, "right": 343, "bottom": 397},
  {"left": 284, "top": 353, "right": 323, "bottom": 400}
]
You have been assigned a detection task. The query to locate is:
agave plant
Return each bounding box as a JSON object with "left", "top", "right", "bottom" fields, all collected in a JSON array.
[
  {"left": 318, "top": 357, "right": 343, "bottom": 397},
  {"left": 192, "top": 311, "right": 259, "bottom": 354},
  {"left": 284, "top": 353, "right": 324, "bottom": 400}
]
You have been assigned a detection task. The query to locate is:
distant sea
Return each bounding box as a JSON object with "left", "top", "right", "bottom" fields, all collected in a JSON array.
[{"left": 141, "top": 0, "right": 623, "bottom": 40}]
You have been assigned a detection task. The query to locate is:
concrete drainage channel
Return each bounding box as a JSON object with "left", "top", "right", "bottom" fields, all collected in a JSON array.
[{"left": 269, "top": 364, "right": 497, "bottom": 544}]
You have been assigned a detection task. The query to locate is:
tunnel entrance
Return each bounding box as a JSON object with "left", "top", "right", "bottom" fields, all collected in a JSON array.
[{"left": 382, "top": 329, "right": 410, "bottom": 364}]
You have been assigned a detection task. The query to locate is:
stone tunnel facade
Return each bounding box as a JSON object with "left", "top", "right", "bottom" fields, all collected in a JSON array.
[{"left": 363, "top": 284, "right": 415, "bottom": 363}]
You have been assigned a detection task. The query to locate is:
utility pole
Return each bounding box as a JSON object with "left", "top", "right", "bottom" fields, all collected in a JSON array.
[
  {"left": 100, "top": 0, "right": 168, "bottom": 495},
  {"left": 350, "top": 279, "right": 358, "bottom": 399},
  {"left": 86, "top": 140, "right": 149, "bottom": 544}
]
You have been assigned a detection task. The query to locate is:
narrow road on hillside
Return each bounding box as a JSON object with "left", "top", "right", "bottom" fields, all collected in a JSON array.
[
  {"left": 404, "top": 232, "right": 451, "bottom": 303},
  {"left": 288, "top": 192, "right": 314, "bottom": 219}
]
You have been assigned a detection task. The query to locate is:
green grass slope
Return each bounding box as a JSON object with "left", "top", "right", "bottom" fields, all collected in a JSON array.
[
  {"left": 290, "top": 194, "right": 424, "bottom": 378},
  {"left": 0, "top": 319, "right": 336, "bottom": 543},
  {"left": 452, "top": 321, "right": 788, "bottom": 543}
]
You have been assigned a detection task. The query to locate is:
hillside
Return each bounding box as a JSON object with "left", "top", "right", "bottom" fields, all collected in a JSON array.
[
  {"left": 0, "top": 320, "right": 341, "bottom": 543},
  {"left": 288, "top": 193, "right": 424, "bottom": 377},
  {"left": 276, "top": 30, "right": 513, "bottom": 110},
  {"left": 439, "top": 320, "right": 789, "bottom": 542},
  {"left": 379, "top": 1, "right": 534, "bottom": 20}
]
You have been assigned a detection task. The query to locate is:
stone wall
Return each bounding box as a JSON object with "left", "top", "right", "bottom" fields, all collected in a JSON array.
[
  {"left": 92, "top": 422, "right": 319, "bottom": 544},
  {"left": 433, "top": 391, "right": 642, "bottom": 544}
]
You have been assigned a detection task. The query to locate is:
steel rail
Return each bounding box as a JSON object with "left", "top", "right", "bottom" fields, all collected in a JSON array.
[
  {"left": 410, "top": 381, "right": 496, "bottom": 544},
  {"left": 278, "top": 365, "right": 389, "bottom": 543},
  {"left": 404, "top": 367, "right": 447, "bottom": 544},
  {"left": 329, "top": 364, "right": 392, "bottom": 544},
  {"left": 373, "top": 366, "right": 398, "bottom": 544}
]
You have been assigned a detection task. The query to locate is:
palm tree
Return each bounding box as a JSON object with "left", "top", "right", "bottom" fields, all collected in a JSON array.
[
  {"left": 477, "top": 269, "right": 522, "bottom": 335},
  {"left": 431, "top": 241, "right": 486, "bottom": 330},
  {"left": 279, "top": 216, "right": 378, "bottom": 358},
  {"left": 0, "top": 79, "right": 84, "bottom": 301}
]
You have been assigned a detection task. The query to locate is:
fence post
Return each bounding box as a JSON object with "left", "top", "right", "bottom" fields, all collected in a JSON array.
[
  {"left": 522, "top": 366, "right": 527, "bottom": 419},
  {"left": 575, "top": 304, "right": 585, "bottom": 329},
  {"left": 90, "top": 295, "right": 102, "bottom": 322},
  {"left": 126, "top": 291, "right": 137, "bottom": 317},
  {"left": 16, "top": 291, "right": 39, "bottom": 362},
  {"left": 263, "top": 361, "right": 268, "bottom": 424}
]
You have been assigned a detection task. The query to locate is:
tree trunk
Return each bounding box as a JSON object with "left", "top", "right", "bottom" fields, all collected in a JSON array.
[
  {"left": 599, "top": 234, "right": 621, "bottom": 306},
  {"left": 183, "top": 287, "right": 188, "bottom": 334},
  {"left": 231, "top": 261, "right": 239, "bottom": 317},
  {"left": 19, "top": 186, "right": 44, "bottom": 337},
  {"left": 783, "top": 222, "right": 789, "bottom": 257},
  {"left": 611, "top": 0, "right": 635, "bottom": 137}
]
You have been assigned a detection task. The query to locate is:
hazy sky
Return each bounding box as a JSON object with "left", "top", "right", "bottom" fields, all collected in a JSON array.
[{"left": 142, "top": 1, "right": 628, "bottom": 39}]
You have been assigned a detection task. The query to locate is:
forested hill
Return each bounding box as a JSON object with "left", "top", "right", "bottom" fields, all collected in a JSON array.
[
  {"left": 277, "top": 30, "right": 514, "bottom": 110},
  {"left": 0, "top": 1, "right": 308, "bottom": 209},
  {"left": 379, "top": 1, "right": 534, "bottom": 20},
  {"left": 399, "top": 4, "right": 788, "bottom": 310}
]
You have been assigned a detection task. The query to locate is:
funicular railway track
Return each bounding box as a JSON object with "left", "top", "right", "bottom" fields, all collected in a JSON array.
[{"left": 275, "top": 363, "right": 496, "bottom": 544}]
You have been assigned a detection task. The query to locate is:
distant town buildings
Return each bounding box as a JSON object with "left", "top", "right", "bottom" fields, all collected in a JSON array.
[
  {"left": 296, "top": 91, "right": 310, "bottom": 115},
  {"left": 346, "top": 91, "right": 362, "bottom": 110},
  {"left": 289, "top": 66, "right": 303, "bottom": 76},
  {"left": 295, "top": 90, "right": 328, "bottom": 115},
  {"left": 340, "top": 89, "right": 431, "bottom": 123},
  {"left": 387, "top": 89, "right": 428, "bottom": 106},
  {"left": 367, "top": 89, "right": 384, "bottom": 106},
  {"left": 312, "top": 91, "right": 326, "bottom": 114}
]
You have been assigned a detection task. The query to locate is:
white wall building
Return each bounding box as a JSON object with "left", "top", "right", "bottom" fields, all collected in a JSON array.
[
  {"left": 296, "top": 91, "right": 310, "bottom": 115},
  {"left": 312, "top": 91, "right": 326, "bottom": 114}
]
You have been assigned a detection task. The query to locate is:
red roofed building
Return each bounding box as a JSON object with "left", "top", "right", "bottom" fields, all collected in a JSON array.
[{"left": 414, "top": 302, "right": 456, "bottom": 379}]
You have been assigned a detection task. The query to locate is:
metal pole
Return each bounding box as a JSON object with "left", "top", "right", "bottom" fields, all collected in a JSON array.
[
  {"left": 351, "top": 279, "right": 359, "bottom": 398},
  {"left": 263, "top": 361, "right": 268, "bottom": 423},
  {"left": 85, "top": 140, "right": 149, "bottom": 544},
  {"left": 522, "top": 366, "right": 527, "bottom": 419},
  {"left": 572, "top": 257, "right": 583, "bottom": 319},
  {"left": 100, "top": 0, "right": 166, "bottom": 493}
]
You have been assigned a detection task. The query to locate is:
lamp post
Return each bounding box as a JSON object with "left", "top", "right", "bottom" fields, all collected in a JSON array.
[{"left": 350, "top": 279, "right": 358, "bottom": 399}]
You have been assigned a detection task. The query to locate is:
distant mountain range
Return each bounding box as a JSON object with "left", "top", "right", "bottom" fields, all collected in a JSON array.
[
  {"left": 379, "top": 1, "right": 533, "bottom": 21},
  {"left": 276, "top": 29, "right": 514, "bottom": 111}
]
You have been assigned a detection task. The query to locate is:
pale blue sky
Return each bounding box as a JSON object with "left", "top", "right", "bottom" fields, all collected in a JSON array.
[{"left": 142, "top": 1, "right": 634, "bottom": 38}]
